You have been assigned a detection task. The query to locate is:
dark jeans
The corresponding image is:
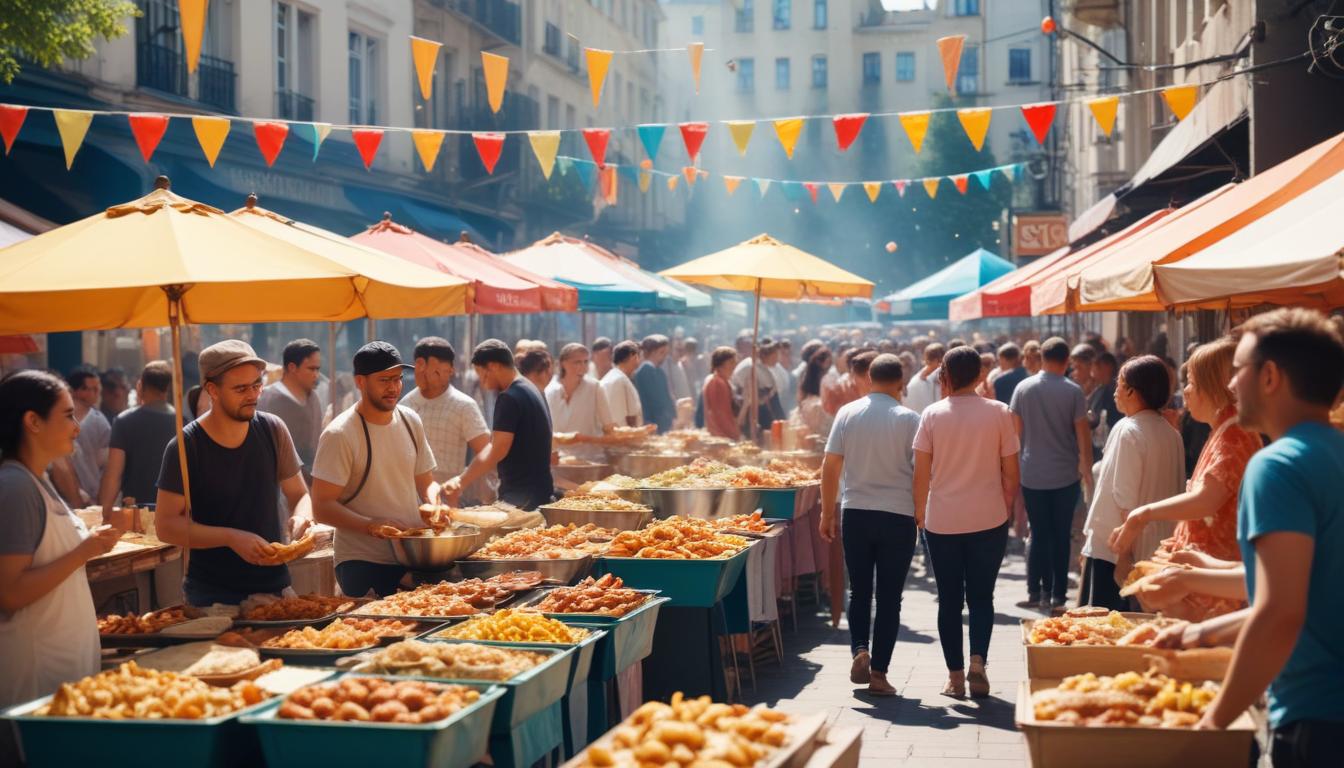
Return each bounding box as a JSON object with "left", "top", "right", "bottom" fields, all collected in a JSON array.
[
  {"left": 1272, "top": 719, "right": 1344, "bottom": 768},
  {"left": 1023, "top": 482, "right": 1081, "bottom": 602},
  {"left": 184, "top": 578, "right": 281, "bottom": 607},
  {"left": 925, "top": 521, "right": 1009, "bottom": 671},
  {"left": 336, "top": 561, "right": 409, "bottom": 598},
  {"left": 1081, "top": 557, "right": 1128, "bottom": 612},
  {"left": 840, "top": 509, "right": 917, "bottom": 674}
]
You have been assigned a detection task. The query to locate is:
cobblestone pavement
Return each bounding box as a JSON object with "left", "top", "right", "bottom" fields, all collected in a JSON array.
[{"left": 744, "top": 542, "right": 1040, "bottom": 768}]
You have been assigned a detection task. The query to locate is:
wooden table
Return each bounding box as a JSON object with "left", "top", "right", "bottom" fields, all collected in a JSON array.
[{"left": 86, "top": 537, "right": 180, "bottom": 583}]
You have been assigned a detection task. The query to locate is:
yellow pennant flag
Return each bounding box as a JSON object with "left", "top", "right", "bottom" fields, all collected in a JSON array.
[
  {"left": 898, "top": 111, "right": 931, "bottom": 153},
  {"left": 191, "top": 116, "right": 230, "bottom": 167},
  {"left": 1086, "top": 96, "right": 1119, "bottom": 136},
  {"left": 179, "top": 0, "right": 208, "bottom": 74},
  {"left": 527, "top": 131, "right": 561, "bottom": 179},
  {"left": 863, "top": 182, "right": 881, "bottom": 203},
  {"left": 773, "top": 118, "right": 803, "bottom": 159},
  {"left": 1162, "top": 84, "right": 1198, "bottom": 121},
  {"left": 639, "top": 170, "right": 651, "bottom": 193},
  {"left": 667, "top": 174, "right": 680, "bottom": 191},
  {"left": 52, "top": 110, "right": 92, "bottom": 169},
  {"left": 411, "top": 130, "right": 444, "bottom": 172},
  {"left": 586, "top": 48, "right": 614, "bottom": 108},
  {"left": 482, "top": 51, "right": 509, "bottom": 113},
  {"left": 688, "top": 42, "right": 704, "bottom": 94},
  {"left": 956, "top": 108, "right": 991, "bottom": 151},
  {"left": 410, "top": 36, "right": 442, "bottom": 101},
  {"left": 922, "top": 178, "right": 940, "bottom": 199},
  {"left": 827, "top": 183, "right": 846, "bottom": 203},
  {"left": 726, "top": 121, "right": 755, "bottom": 156},
  {"left": 723, "top": 176, "right": 743, "bottom": 196}
]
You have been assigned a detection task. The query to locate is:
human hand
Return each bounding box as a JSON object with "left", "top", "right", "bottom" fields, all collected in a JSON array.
[
  {"left": 818, "top": 511, "right": 837, "bottom": 544},
  {"left": 1151, "top": 620, "right": 1192, "bottom": 649},
  {"left": 289, "top": 515, "right": 312, "bottom": 540},
  {"left": 1108, "top": 509, "right": 1147, "bottom": 556},
  {"left": 365, "top": 518, "right": 407, "bottom": 539},
  {"left": 80, "top": 524, "right": 123, "bottom": 559},
  {"left": 228, "top": 529, "right": 273, "bottom": 565},
  {"left": 1134, "top": 567, "right": 1190, "bottom": 612}
]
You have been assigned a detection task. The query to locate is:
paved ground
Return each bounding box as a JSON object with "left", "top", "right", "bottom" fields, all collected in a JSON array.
[{"left": 744, "top": 541, "right": 1041, "bottom": 768}]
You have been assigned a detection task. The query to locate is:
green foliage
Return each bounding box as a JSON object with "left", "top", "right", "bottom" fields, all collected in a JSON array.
[{"left": 0, "top": 0, "right": 138, "bottom": 84}]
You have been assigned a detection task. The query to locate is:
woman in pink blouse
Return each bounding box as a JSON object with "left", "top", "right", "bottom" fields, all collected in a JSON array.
[{"left": 702, "top": 347, "right": 739, "bottom": 440}]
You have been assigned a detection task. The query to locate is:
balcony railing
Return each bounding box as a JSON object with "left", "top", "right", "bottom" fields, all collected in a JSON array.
[
  {"left": 442, "top": 0, "right": 520, "bottom": 45},
  {"left": 276, "top": 90, "right": 316, "bottom": 122},
  {"left": 136, "top": 41, "right": 236, "bottom": 112}
]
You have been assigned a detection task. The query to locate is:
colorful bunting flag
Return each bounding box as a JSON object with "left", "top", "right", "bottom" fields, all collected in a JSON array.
[
  {"left": 773, "top": 118, "right": 803, "bottom": 159},
  {"left": 1162, "top": 84, "right": 1198, "bottom": 121},
  {"left": 472, "top": 132, "right": 505, "bottom": 174},
  {"left": 956, "top": 108, "right": 991, "bottom": 151},
  {"left": 411, "top": 130, "right": 445, "bottom": 172},
  {"left": 936, "top": 35, "right": 965, "bottom": 91},
  {"left": 637, "top": 124, "right": 665, "bottom": 160},
  {"left": 803, "top": 182, "right": 819, "bottom": 204},
  {"left": 756, "top": 178, "right": 772, "bottom": 198},
  {"left": 482, "top": 51, "right": 509, "bottom": 113},
  {"left": 973, "top": 169, "right": 995, "bottom": 191},
  {"left": 586, "top": 48, "right": 613, "bottom": 107},
  {"left": 951, "top": 174, "right": 969, "bottom": 194},
  {"left": 1021, "top": 102, "right": 1057, "bottom": 145},
  {"left": 127, "top": 114, "right": 169, "bottom": 162},
  {"left": 351, "top": 128, "right": 383, "bottom": 169},
  {"left": 307, "top": 122, "right": 332, "bottom": 161},
  {"left": 863, "top": 182, "right": 881, "bottom": 203},
  {"left": 52, "top": 110, "right": 92, "bottom": 169},
  {"left": 191, "top": 116, "right": 229, "bottom": 167},
  {"left": 410, "top": 36, "right": 442, "bottom": 100},
  {"left": 179, "top": 0, "right": 208, "bottom": 74},
  {"left": 556, "top": 157, "right": 574, "bottom": 176},
  {"left": 679, "top": 121, "right": 708, "bottom": 162},
  {"left": 0, "top": 104, "right": 27, "bottom": 154},
  {"left": 827, "top": 183, "right": 846, "bottom": 202},
  {"left": 682, "top": 166, "right": 698, "bottom": 187},
  {"left": 638, "top": 170, "right": 651, "bottom": 193},
  {"left": 922, "top": 178, "right": 939, "bottom": 199},
  {"left": 582, "top": 128, "right": 610, "bottom": 168},
  {"left": 893, "top": 180, "right": 907, "bottom": 197},
  {"left": 1086, "top": 96, "right": 1119, "bottom": 137},
  {"left": 667, "top": 175, "right": 680, "bottom": 191},
  {"left": 832, "top": 113, "right": 868, "bottom": 152},
  {"left": 898, "top": 111, "right": 931, "bottom": 153},
  {"left": 528, "top": 131, "right": 560, "bottom": 179},
  {"left": 727, "top": 120, "right": 755, "bottom": 156},
  {"left": 601, "top": 166, "right": 618, "bottom": 204},
  {"left": 723, "top": 175, "right": 744, "bottom": 195},
  {"left": 1000, "top": 164, "right": 1017, "bottom": 182},
  {"left": 253, "top": 121, "right": 288, "bottom": 167},
  {"left": 575, "top": 160, "right": 596, "bottom": 190},
  {"left": 688, "top": 42, "right": 704, "bottom": 94}
]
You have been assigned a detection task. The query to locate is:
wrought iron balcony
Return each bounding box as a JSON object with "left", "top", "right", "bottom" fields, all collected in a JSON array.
[
  {"left": 276, "top": 90, "right": 316, "bottom": 122},
  {"left": 441, "top": 0, "right": 521, "bottom": 45},
  {"left": 136, "top": 41, "right": 236, "bottom": 113}
]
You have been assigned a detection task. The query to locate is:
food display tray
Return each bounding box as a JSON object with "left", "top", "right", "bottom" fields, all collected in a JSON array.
[
  {"left": 513, "top": 588, "right": 662, "bottom": 625},
  {"left": 1021, "top": 612, "right": 1178, "bottom": 678},
  {"left": 1016, "top": 680, "right": 1255, "bottom": 768},
  {"left": 754, "top": 487, "right": 806, "bottom": 520},
  {"left": 564, "top": 709, "right": 828, "bottom": 768},
  {"left": 455, "top": 555, "right": 595, "bottom": 585},
  {"left": 429, "top": 632, "right": 606, "bottom": 703},
  {"left": 564, "top": 596, "right": 669, "bottom": 680},
  {"left": 233, "top": 610, "right": 350, "bottom": 629},
  {"left": 595, "top": 544, "right": 752, "bottom": 608},
  {"left": 719, "top": 518, "right": 787, "bottom": 539},
  {"left": 97, "top": 606, "right": 232, "bottom": 648},
  {"left": 410, "top": 642, "right": 575, "bottom": 732},
  {"left": 240, "top": 674, "right": 504, "bottom": 768}
]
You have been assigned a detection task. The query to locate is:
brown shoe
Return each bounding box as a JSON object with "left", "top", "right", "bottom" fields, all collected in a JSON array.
[
  {"left": 968, "top": 657, "right": 990, "bottom": 699},
  {"left": 867, "top": 672, "right": 897, "bottom": 697},
  {"left": 849, "top": 651, "right": 871, "bottom": 684}
]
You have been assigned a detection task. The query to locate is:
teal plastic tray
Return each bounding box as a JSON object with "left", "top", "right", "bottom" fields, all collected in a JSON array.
[
  {"left": 428, "top": 632, "right": 604, "bottom": 700},
  {"left": 414, "top": 640, "right": 574, "bottom": 732},
  {"left": 240, "top": 674, "right": 503, "bottom": 768},
  {"left": 565, "top": 596, "right": 669, "bottom": 681},
  {"left": 595, "top": 544, "right": 753, "bottom": 608},
  {"left": 755, "top": 487, "right": 803, "bottom": 520}
]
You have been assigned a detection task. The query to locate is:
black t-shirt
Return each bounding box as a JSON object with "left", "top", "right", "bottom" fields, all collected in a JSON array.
[
  {"left": 158, "top": 413, "right": 302, "bottom": 595},
  {"left": 109, "top": 402, "right": 178, "bottom": 504},
  {"left": 492, "top": 378, "right": 554, "bottom": 510}
]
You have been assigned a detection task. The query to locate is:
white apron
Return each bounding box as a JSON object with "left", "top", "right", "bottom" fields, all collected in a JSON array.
[{"left": 0, "top": 465, "right": 101, "bottom": 708}]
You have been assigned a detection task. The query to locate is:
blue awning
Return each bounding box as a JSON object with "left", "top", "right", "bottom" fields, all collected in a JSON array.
[{"left": 881, "top": 248, "right": 1016, "bottom": 320}]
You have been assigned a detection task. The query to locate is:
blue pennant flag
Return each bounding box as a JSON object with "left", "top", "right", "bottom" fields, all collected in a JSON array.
[
  {"left": 973, "top": 169, "right": 995, "bottom": 191},
  {"left": 637, "top": 124, "right": 666, "bottom": 161},
  {"left": 618, "top": 164, "right": 640, "bottom": 183},
  {"left": 574, "top": 160, "right": 597, "bottom": 190}
]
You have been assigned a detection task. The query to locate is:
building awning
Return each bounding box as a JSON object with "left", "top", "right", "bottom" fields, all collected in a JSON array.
[
  {"left": 948, "top": 246, "right": 1069, "bottom": 322},
  {"left": 881, "top": 249, "right": 1015, "bottom": 320}
]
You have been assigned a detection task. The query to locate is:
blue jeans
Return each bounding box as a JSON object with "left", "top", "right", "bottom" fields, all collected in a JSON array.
[
  {"left": 925, "top": 521, "right": 1009, "bottom": 671},
  {"left": 840, "top": 509, "right": 917, "bottom": 674},
  {"left": 1023, "top": 482, "right": 1081, "bottom": 602},
  {"left": 335, "top": 561, "right": 409, "bottom": 598}
]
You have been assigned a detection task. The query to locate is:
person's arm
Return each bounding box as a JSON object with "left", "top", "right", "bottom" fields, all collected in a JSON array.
[
  {"left": 97, "top": 447, "right": 127, "bottom": 512},
  {"left": 1074, "top": 416, "right": 1094, "bottom": 489},
  {"left": 0, "top": 529, "right": 122, "bottom": 615},
  {"left": 999, "top": 453, "right": 1019, "bottom": 522},
  {"left": 913, "top": 450, "right": 932, "bottom": 530},
  {"left": 1134, "top": 565, "right": 1249, "bottom": 610},
  {"left": 1013, "top": 413, "right": 1024, "bottom": 438},
  {"left": 279, "top": 472, "right": 313, "bottom": 539},
  {"left": 154, "top": 488, "right": 273, "bottom": 564},
  {"left": 449, "top": 431, "right": 515, "bottom": 496},
  {"left": 466, "top": 432, "right": 490, "bottom": 457},
  {"left": 48, "top": 457, "right": 83, "bottom": 506},
  {"left": 414, "top": 471, "right": 441, "bottom": 506},
  {"left": 1109, "top": 477, "right": 1233, "bottom": 556},
  {"left": 818, "top": 452, "right": 843, "bottom": 543}
]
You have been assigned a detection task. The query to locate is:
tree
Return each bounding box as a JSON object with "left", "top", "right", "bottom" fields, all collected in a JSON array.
[{"left": 0, "top": 0, "right": 137, "bottom": 84}]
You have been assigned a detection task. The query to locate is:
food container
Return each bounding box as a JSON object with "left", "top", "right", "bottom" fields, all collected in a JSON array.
[
  {"left": 613, "top": 452, "right": 691, "bottom": 478},
  {"left": 1021, "top": 612, "right": 1186, "bottom": 678},
  {"left": 595, "top": 545, "right": 752, "bottom": 608},
  {"left": 233, "top": 610, "right": 350, "bottom": 629},
  {"left": 715, "top": 488, "right": 763, "bottom": 520},
  {"left": 639, "top": 487, "right": 724, "bottom": 519},
  {"left": 564, "top": 596, "right": 669, "bottom": 680},
  {"left": 240, "top": 674, "right": 504, "bottom": 768},
  {"left": 455, "top": 554, "right": 594, "bottom": 584},
  {"left": 551, "top": 462, "right": 613, "bottom": 486},
  {"left": 430, "top": 633, "right": 605, "bottom": 707},
  {"left": 1016, "top": 679, "right": 1254, "bottom": 768},
  {"left": 759, "top": 450, "right": 824, "bottom": 471},
  {"left": 390, "top": 525, "right": 489, "bottom": 570},
  {"left": 413, "top": 642, "right": 575, "bottom": 731},
  {"left": 565, "top": 708, "right": 828, "bottom": 768},
  {"left": 98, "top": 617, "right": 235, "bottom": 648},
  {"left": 538, "top": 504, "right": 652, "bottom": 532},
  {"left": 515, "top": 588, "right": 662, "bottom": 625},
  {"left": 754, "top": 486, "right": 810, "bottom": 521}
]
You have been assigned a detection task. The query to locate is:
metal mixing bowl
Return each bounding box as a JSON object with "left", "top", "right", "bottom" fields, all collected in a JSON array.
[
  {"left": 539, "top": 504, "right": 652, "bottom": 531},
  {"left": 390, "top": 525, "right": 488, "bottom": 570},
  {"left": 716, "top": 488, "right": 763, "bottom": 519},
  {"left": 454, "top": 554, "right": 595, "bottom": 584},
  {"left": 551, "top": 462, "right": 614, "bottom": 486},
  {"left": 640, "top": 487, "right": 725, "bottom": 520},
  {"left": 614, "top": 452, "right": 692, "bottom": 478}
]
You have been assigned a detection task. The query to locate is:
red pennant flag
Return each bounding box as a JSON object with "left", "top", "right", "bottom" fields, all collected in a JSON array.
[
  {"left": 127, "top": 114, "right": 170, "bottom": 162},
  {"left": 0, "top": 104, "right": 29, "bottom": 154},
  {"left": 582, "top": 128, "right": 610, "bottom": 169},
  {"left": 472, "top": 132, "right": 505, "bottom": 174},
  {"left": 352, "top": 128, "right": 383, "bottom": 169},
  {"left": 252, "top": 121, "right": 288, "bottom": 167},
  {"left": 832, "top": 113, "right": 868, "bottom": 152},
  {"left": 893, "top": 180, "right": 907, "bottom": 197},
  {"left": 1021, "top": 102, "right": 1057, "bottom": 146},
  {"left": 952, "top": 174, "right": 969, "bottom": 194},
  {"left": 803, "top": 182, "right": 819, "bottom": 205},
  {"left": 679, "top": 121, "right": 708, "bottom": 163}
]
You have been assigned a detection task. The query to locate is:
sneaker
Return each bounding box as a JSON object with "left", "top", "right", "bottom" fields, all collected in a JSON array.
[
  {"left": 1014, "top": 596, "right": 1042, "bottom": 609},
  {"left": 849, "top": 651, "right": 871, "bottom": 685}
]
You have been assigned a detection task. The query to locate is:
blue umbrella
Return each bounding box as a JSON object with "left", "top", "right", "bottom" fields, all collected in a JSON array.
[{"left": 881, "top": 248, "right": 1016, "bottom": 320}]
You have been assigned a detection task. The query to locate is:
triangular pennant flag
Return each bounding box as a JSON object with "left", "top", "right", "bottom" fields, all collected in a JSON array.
[
  {"left": 951, "top": 174, "right": 969, "bottom": 194},
  {"left": 803, "top": 182, "right": 819, "bottom": 204},
  {"left": 527, "top": 131, "right": 560, "bottom": 179},
  {"left": 727, "top": 120, "right": 755, "bottom": 156},
  {"left": 973, "top": 169, "right": 995, "bottom": 191},
  {"left": 1000, "top": 164, "right": 1016, "bottom": 182},
  {"left": 411, "top": 130, "right": 445, "bottom": 172},
  {"left": 0, "top": 104, "right": 28, "bottom": 154},
  {"left": 898, "top": 111, "right": 931, "bottom": 153},
  {"left": 667, "top": 175, "right": 680, "bottom": 191},
  {"left": 863, "top": 182, "right": 881, "bottom": 203},
  {"left": 1086, "top": 96, "right": 1119, "bottom": 137},
  {"left": 351, "top": 128, "right": 383, "bottom": 169},
  {"left": 585, "top": 48, "right": 613, "bottom": 107},
  {"left": 574, "top": 161, "right": 596, "bottom": 191},
  {"left": 922, "top": 178, "right": 939, "bottom": 199},
  {"left": 1162, "top": 84, "right": 1198, "bottom": 121},
  {"left": 936, "top": 35, "right": 965, "bottom": 91},
  {"left": 637, "top": 124, "right": 665, "bottom": 160},
  {"left": 1021, "top": 102, "right": 1057, "bottom": 145},
  {"left": 827, "top": 183, "right": 846, "bottom": 203},
  {"left": 755, "top": 178, "right": 772, "bottom": 198},
  {"left": 191, "top": 116, "right": 229, "bottom": 167},
  {"left": 956, "top": 108, "right": 991, "bottom": 151},
  {"left": 773, "top": 118, "right": 803, "bottom": 158},
  {"left": 638, "top": 170, "right": 651, "bottom": 193},
  {"left": 679, "top": 121, "right": 708, "bottom": 162},
  {"left": 252, "top": 121, "right": 288, "bottom": 167},
  {"left": 618, "top": 164, "right": 639, "bottom": 183},
  {"left": 410, "top": 36, "right": 442, "bottom": 101},
  {"left": 127, "top": 114, "right": 169, "bottom": 162},
  {"left": 600, "top": 166, "right": 618, "bottom": 204},
  {"left": 481, "top": 51, "right": 509, "bottom": 113},
  {"left": 582, "top": 128, "right": 610, "bottom": 169},
  {"left": 307, "top": 122, "right": 332, "bottom": 161},
  {"left": 688, "top": 42, "right": 704, "bottom": 94},
  {"left": 893, "top": 180, "right": 908, "bottom": 197},
  {"left": 723, "top": 176, "right": 743, "bottom": 196},
  {"left": 472, "top": 132, "right": 505, "bottom": 174},
  {"left": 53, "top": 110, "right": 93, "bottom": 169},
  {"left": 179, "top": 0, "right": 208, "bottom": 74},
  {"left": 832, "top": 113, "right": 868, "bottom": 152}
]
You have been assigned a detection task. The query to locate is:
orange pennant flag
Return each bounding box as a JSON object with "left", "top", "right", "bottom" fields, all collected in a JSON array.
[
  {"left": 827, "top": 183, "right": 846, "bottom": 203},
  {"left": 586, "top": 48, "right": 614, "bottom": 108},
  {"left": 179, "top": 0, "right": 208, "bottom": 74},
  {"left": 53, "top": 110, "right": 93, "bottom": 169},
  {"left": 1087, "top": 96, "right": 1119, "bottom": 136},
  {"left": 410, "top": 36, "right": 441, "bottom": 101},
  {"left": 667, "top": 174, "right": 680, "bottom": 191},
  {"left": 411, "top": 130, "right": 445, "bottom": 172},
  {"left": 639, "top": 170, "right": 651, "bottom": 193},
  {"left": 723, "top": 175, "right": 743, "bottom": 196},
  {"left": 863, "top": 182, "right": 881, "bottom": 203},
  {"left": 727, "top": 121, "right": 755, "bottom": 156},
  {"left": 773, "top": 118, "right": 803, "bottom": 159},
  {"left": 482, "top": 51, "right": 509, "bottom": 113},
  {"left": 191, "top": 116, "right": 229, "bottom": 167},
  {"left": 936, "top": 35, "right": 965, "bottom": 91},
  {"left": 951, "top": 174, "right": 969, "bottom": 194},
  {"left": 898, "top": 111, "right": 931, "bottom": 153},
  {"left": 688, "top": 42, "right": 704, "bottom": 94},
  {"left": 922, "top": 178, "right": 940, "bottom": 199},
  {"left": 956, "top": 108, "right": 991, "bottom": 151},
  {"left": 1162, "top": 84, "right": 1198, "bottom": 121},
  {"left": 683, "top": 166, "right": 698, "bottom": 187}
]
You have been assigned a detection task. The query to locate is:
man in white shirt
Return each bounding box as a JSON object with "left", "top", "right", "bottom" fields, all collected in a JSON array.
[
  {"left": 65, "top": 367, "right": 110, "bottom": 503},
  {"left": 773, "top": 339, "right": 797, "bottom": 416},
  {"left": 401, "top": 337, "right": 490, "bottom": 493},
  {"left": 601, "top": 340, "right": 643, "bottom": 427},
  {"left": 257, "top": 339, "right": 324, "bottom": 479},
  {"left": 903, "top": 343, "right": 945, "bottom": 415}
]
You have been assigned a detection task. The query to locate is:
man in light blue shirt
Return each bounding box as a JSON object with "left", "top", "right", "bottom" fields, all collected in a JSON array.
[{"left": 819, "top": 353, "right": 920, "bottom": 697}]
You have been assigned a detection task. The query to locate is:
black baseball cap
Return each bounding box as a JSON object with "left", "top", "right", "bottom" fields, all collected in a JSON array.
[{"left": 353, "top": 341, "right": 413, "bottom": 376}]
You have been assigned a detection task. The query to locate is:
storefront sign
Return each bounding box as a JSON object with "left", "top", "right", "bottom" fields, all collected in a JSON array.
[{"left": 1013, "top": 213, "right": 1068, "bottom": 257}]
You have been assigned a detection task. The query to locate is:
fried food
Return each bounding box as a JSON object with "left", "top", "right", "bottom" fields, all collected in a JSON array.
[
  {"left": 606, "top": 518, "right": 749, "bottom": 560},
  {"left": 357, "top": 579, "right": 509, "bottom": 617},
  {"left": 1028, "top": 608, "right": 1179, "bottom": 646},
  {"left": 97, "top": 607, "right": 191, "bottom": 635},
  {"left": 711, "top": 511, "right": 771, "bottom": 534},
  {"left": 418, "top": 503, "right": 453, "bottom": 533},
  {"left": 437, "top": 609, "right": 588, "bottom": 644},
  {"left": 545, "top": 494, "right": 651, "bottom": 513},
  {"left": 368, "top": 522, "right": 431, "bottom": 538},
  {"left": 261, "top": 618, "right": 421, "bottom": 650},
  {"left": 487, "top": 570, "right": 545, "bottom": 592},
  {"left": 764, "top": 459, "right": 820, "bottom": 484},
  {"left": 240, "top": 595, "right": 355, "bottom": 622},
  {"left": 1032, "top": 671, "right": 1219, "bottom": 727},
  {"left": 278, "top": 677, "right": 480, "bottom": 724},
  {"left": 351, "top": 639, "right": 547, "bottom": 681},
  {"left": 576, "top": 692, "right": 792, "bottom": 767},
  {"left": 469, "top": 523, "right": 616, "bottom": 560},
  {"left": 534, "top": 574, "right": 650, "bottom": 617},
  {"left": 39, "top": 661, "right": 266, "bottom": 719},
  {"left": 255, "top": 532, "right": 316, "bottom": 565},
  {"left": 638, "top": 457, "right": 801, "bottom": 489}
]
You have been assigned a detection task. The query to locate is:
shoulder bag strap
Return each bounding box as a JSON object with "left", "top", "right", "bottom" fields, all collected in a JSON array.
[{"left": 341, "top": 413, "right": 374, "bottom": 505}]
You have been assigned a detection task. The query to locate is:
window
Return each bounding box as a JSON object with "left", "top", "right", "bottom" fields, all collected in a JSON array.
[
  {"left": 773, "top": 0, "right": 791, "bottom": 29},
  {"left": 1008, "top": 48, "right": 1032, "bottom": 82},
  {"left": 691, "top": 15, "right": 704, "bottom": 35},
  {"left": 813, "top": 0, "right": 827, "bottom": 29},
  {"left": 895, "top": 51, "right": 915, "bottom": 81},
  {"left": 348, "top": 29, "right": 380, "bottom": 124},
  {"left": 276, "top": 3, "right": 316, "bottom": 120},
  {"left": 811, "top": 55, "right": 827, "bottom": 88},
  {"left": 775, "top": 57, "right": 790, "bottom": 90},
  {"left": 544, "top": 22, "right": 561, "bottom": 56},
  {"left": 547, "top": 96, "right": 559, "bottom": 128},
  {"left": 736, "top": 0, "right": 753, "bottom": 33},
  {"left": 956, "top": 44, "right": 979, "bottom": 94},
  {"left": 862, "top": 52, "right": 880, "bottom": 84},
  {"left": 953, "top": 0, "right": 979, "bottom": 16},
  {"left": 736, "top": 57, "right": 754, "bottom": 93}
]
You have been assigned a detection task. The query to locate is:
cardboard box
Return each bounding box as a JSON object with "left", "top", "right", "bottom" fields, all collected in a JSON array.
[
  {"left": 803, "top": 725, "right": 861, "bottom": 768},
  {"left": 1021, "top": 612, "right": 1231, "bottom": 679}
]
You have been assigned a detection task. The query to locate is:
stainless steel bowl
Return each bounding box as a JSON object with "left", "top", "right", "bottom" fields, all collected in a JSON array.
[
  {"left": 539, "top": 504, "right": 652, "bottom": 531},
  {"left": 390, "top": 525, "right": 488, "bottom": 570},
  {"left": 639, "top": 487, "right": 725, "bottom": 520},
  {"left": 614, "top": 452, "right": 692, "bottom": 479},
  {"left": 454, "top": 554, "right": 595, "bottom": 584},
  {"left": 551, "top": 462, "right": 613, "bottom": 486},
  {"left": 716, "top": 488, "right": 763, "bottom": 519}
]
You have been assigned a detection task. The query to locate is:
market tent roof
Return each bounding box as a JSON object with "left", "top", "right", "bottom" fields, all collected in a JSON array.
[
  {"left": 565, "top": 235, "right": 706, "bottom": 312},
  {"left": 502, "top": 232, "right": 661, "bottom": 311},
  {"left": 659, "top": 233, "right": 875, "bottom": 300},
  {"left": 948, "top": 246, "right": 1070, "bottom": 322},
  {"left": 1153, "top": 165, "right": 1344, "bottom": 309},
  {"left": 1077, "top": 130, "right": 1344, "bottom": 312},
  {"left": 448, "top": 238, "right": 579, "bottom": 312},
  {"left": 352, "top": 216, "right": 543, "bottom": 314},
  {"left": 881, "top": 248, "right": 1015, "bottom": 320}
]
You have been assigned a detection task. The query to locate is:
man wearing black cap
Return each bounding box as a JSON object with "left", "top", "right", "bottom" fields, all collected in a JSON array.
[
  {"left": 444, "top": 339, "right": 554, "bottom": 510},
  {"left": 311, "top": 341, "right": 439, "bottom": 597},
  {"left": 155, "top": 340, "right": 313, "bottom": 606}
]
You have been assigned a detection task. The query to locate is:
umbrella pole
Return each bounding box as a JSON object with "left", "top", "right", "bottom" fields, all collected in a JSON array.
[
  {"left": 749, "top": 279, "right": 762, "bottom": 443},
  {"left": 166, "top": 288, "right": 192, "bottom": 567},
  {"left": 327, "top": 322, "right": 337, "bottom": 415},
  {"left": 367, "top": 318, "right": 377, "bottom": 343}
]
